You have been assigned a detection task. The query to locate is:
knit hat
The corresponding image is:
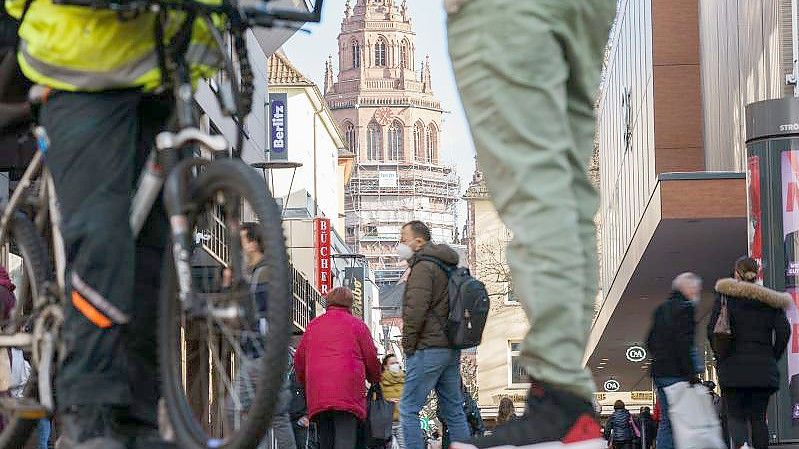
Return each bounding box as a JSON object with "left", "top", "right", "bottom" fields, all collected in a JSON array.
[{"left": 326, "top": 286, "right": 354, "bottom": 310}]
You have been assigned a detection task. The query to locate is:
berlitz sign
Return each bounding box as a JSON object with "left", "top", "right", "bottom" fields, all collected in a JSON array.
[
  {"left": 269, "top": 93, "right": 288, "bottom": 160},
  {"left": 626, "top": 345, "right": 647, "bottom": 362},
  {"left": 314, "top": 218, "right": 331, "bottom": 295},
  {"left": 604, "top": 379, "right": 620, "bottom": 392}
]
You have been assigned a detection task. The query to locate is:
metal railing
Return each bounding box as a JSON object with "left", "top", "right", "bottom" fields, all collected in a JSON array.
[{"left": 290, "top": 265, "right": 323, "bottom": 331}]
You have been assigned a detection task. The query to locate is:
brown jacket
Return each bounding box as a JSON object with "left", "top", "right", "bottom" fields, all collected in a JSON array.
[{"left": 402, "top": 243, "right": 459, "bottom": 354}]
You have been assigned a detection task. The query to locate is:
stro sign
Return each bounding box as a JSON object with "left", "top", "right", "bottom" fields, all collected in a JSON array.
[
  {"left": 604, "top": 379, "right": 620, "bottom": 392},
  {"left": 626, "top": 345, "right": 647, "bottom": 362}
]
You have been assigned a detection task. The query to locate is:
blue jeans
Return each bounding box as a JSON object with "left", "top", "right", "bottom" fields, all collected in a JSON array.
[
  {"left": 38, "top": 419, "right": 50, "bottom": 449},
  {"left": 655, "top": 377, "right": 687, "bottom": 449},
  {"left": 400, "top": 348, "right": 470, "bottom": 449}
]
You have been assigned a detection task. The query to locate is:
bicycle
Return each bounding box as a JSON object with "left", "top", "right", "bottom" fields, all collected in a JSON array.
[{"left": 0, "top": 1, "right": 323, "bottom": 448}]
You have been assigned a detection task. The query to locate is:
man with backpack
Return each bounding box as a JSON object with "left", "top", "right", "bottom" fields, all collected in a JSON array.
[{"left": 398, "top": 220, "right": 472, "bottom": 449}]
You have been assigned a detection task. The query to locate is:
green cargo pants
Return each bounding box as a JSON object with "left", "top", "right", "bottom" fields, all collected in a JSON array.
[{"left": 448, "top": 0, "right": 615, "bottom": 401}]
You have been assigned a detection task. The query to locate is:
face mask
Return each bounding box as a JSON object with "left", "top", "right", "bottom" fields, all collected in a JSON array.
[
  {"left": 388, "top": 363, "right": 401, "bottom": 373},
  {"left": 396, "top": 243, "right": 414, "bottom": 261}
]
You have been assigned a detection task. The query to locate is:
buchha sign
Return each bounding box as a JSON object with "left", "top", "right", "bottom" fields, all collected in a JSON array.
[
  {"left": 269, "top": 93, "right": 288, "bottom": 160},
  {"left": 314, "top": 218, "right": 332, "bottom": 295}
]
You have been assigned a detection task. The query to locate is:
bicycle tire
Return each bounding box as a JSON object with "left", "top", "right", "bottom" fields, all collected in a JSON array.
[
  {"left": 159, "top": 159, "right": 292, "bottom": 449},
  {"left": 0, "top": 211, "right": 52, "bottom": 449}
]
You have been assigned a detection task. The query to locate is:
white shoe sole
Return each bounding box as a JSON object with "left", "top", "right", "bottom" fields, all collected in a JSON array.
[{"left": 452, "top": 437, "right": 608, "bottom": 449}]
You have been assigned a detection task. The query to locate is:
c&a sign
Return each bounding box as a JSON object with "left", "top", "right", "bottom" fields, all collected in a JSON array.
[{"left": 314, "top": 218, "right": 332, "bottom": 295}]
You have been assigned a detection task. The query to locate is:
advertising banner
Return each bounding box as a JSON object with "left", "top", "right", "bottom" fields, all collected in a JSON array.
[
  {"left": 314, "top": 218, "right": 331, "bottom": 296},
  {"left": 748, "top": 155, "right": 763, "bottom": 280},
  {"left": 344, "top": 266, "right": 365, "bottom": 318},
  {"left": 780, "top": 150, "right": 799, "bottom": 421},
  {"left": 269, "top": 93, "right": 288, "bottom": 160}
]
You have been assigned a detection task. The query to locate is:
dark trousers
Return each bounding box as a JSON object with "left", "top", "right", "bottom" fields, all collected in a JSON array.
[
  {"left": 314, "top": 411, "right": 359, "bottom": 449},
  {"left": 722, "top": 387, "right": 773, "bottom": 449},
  {"left": 42, "top": 90, "right": 170, "bottom": 426}
]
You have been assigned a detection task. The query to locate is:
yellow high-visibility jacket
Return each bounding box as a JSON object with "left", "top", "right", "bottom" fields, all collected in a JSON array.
[{"left": 6, "top": 0, "right": 223, "bottom": 92}]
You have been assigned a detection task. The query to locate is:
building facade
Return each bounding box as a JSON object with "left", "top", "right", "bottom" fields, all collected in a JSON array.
[
  {"left": 324, "top": 0, "right": 460, "bottom": 286},
  {"left": 463, "top": 166, "right": 528, "bottom": 423},
  {"left": 589, "top": 0, "right": 792, "bottom": 409}
]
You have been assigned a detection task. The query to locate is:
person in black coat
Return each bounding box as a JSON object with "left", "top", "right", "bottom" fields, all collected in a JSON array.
[
  {"left": 645, "top": 272, "right": 703, "bottom": 449},
  {"left": 604, "top": 400, "right": 636, "bottom": 449},
  {"left": 708, "top": 257, "right": 791, "bottom": 449},
  {"left": 635, "top": 407, "right": 657, "bottom": 449}
]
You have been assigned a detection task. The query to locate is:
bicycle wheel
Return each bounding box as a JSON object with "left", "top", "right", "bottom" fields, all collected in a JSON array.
[
  {"left": 0, "top": 211, "right": 53, "bottom": 449},
  {"left": 159, "top": 159, "right": 292, "bottom": 449}
]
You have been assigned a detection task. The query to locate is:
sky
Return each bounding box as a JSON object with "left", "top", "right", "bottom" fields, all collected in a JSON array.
[{"left": 282, "top": 0, "right": 477, "bottom": 228}]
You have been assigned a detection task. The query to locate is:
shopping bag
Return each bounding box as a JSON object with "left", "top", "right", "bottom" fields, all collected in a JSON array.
[
  {"left": 365, "top": 384, "right": 393, "bottom": 447},
  {"left": 663, "top": 382, "right": 725, "bottom": 449}
]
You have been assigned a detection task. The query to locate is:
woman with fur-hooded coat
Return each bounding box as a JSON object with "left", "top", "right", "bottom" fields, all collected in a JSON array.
[{"left": 709, "top": 256, "right": 791, "bottom": 449}]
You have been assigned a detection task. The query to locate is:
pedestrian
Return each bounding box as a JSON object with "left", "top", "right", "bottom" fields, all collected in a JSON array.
[
  {"left": 396, "top": 220, "right": 471, "bottom": 449},
  {"left": 645, "top": 272, "right": 704, "bottom": 449},
  {"left": 709, "top": 257, "right": 791, "bottom": 449},
  {"left": 703, "top": 381, "right": 728, "bottom": 448},
  {"left": 604, "top": 401, "right": 636, "bottom": 449},
  {"left": 238, "top": 224, "right": 296, "bottom": 449},
  {"left": 438, "top": 385, "right": 485, "bottom": 448},
  {"left": 635, "top": 407, "right": 656, "bottom": 449},
  {"left": 446, "top": 1, "right": 616, "bottom": 447},
  {"left": 289, "top": 334, "right": 318, "bottom": 449},
  {"left": 495, "top": 398, "right": 517, "bottom": 428},
  {"left": 381, "top": 354, "right": 405, "bottom": 449},
  {"left": 294, "top": 287, "right": 382, "bottom": 449}
]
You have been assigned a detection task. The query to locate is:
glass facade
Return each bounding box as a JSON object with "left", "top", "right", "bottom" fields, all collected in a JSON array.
[{"left": 598, "top": 0, "right": 656, "bottom": 294}]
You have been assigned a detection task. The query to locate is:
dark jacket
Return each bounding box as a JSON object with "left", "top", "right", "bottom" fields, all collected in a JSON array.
[
  {"left": 646, "top": 291, "right": 697, "bottom": 379},
  {"left": 708, "top": 278, "right": 791, "bottom": 391},
  {"left": 604, "top": 409, "right": 634, "bottom": 442},
  {"left": 402, "top": 243, "right": 459, "bottom": 354},
  {"left": 635, "top": 412, "right": 657, "bottom": 446}
]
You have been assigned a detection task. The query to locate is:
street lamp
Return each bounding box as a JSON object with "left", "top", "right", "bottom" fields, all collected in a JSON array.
[{"left": 250, "top": 161, "right": 303, "bottom": 218}]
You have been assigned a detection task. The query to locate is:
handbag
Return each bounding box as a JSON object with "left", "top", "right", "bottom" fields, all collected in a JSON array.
[
  {"left": 712, "top": 296, "right": 733, "bottom": 359},
  {"left": 663, "top": 382, "right": 726, "bottom": 449},
  {"left": 365, "top": 384, "right": 393, "bottom": 447}
]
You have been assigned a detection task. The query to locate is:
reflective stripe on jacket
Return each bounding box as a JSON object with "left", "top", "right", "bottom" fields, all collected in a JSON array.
[{"left": 6, "top": 0, "right": 223, "bottom": 91}]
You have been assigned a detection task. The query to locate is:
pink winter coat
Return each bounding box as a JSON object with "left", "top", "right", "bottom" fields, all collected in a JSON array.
[{"left": 294, "top": 306, "right": 381, "bottom": 421}]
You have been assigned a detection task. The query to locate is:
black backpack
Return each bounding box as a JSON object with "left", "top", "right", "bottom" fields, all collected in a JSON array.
[{"left": 415, "top": 255, "right": 490, "bottom": 349}]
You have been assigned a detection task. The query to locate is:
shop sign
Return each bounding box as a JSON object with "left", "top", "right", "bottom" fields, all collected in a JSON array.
[
  {"left": 604, "top": 379, "right": 620, "bottom": 392},
  {"left": 379, "top": 171, "right": 398, "bottom": 188},
  {"left": 344, "top": 266, "right": 365, "bottom": 318},
  {"left": 269, "top": 93, "right": 288, "bottom": 160},
  {"left": 631, "top": 391, "right": 654, "bottom": 401},
  {"left": 626, "top": 345, "right": 647, "bottom": 362},
  {"left": 314, "top": 218, "right": 331, "bottom": 295}
]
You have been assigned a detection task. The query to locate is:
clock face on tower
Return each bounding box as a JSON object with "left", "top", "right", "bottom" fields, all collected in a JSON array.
[{"left": 374, "top": 107, "right": 394, "bottom": 125}]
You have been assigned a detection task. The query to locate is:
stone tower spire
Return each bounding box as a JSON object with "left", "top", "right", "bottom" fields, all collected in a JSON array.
[
  {"left": 344, "top": 0, "right": 352, "bottom": 18},
  {"left": 324, "top": 55, "right": 334, "bottom": 94},
  {"left": 422, "top": 55, "right": 433, "bottom": 93}
]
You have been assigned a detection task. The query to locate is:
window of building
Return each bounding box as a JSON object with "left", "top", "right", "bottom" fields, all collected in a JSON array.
[
  {"left": 504, "top": 281, "right": 518, "bottom": 304},
  {"left": 400, "top": 40, "right": 410, "bottom": 69},
  {"left": 388, "top": 121, "right": 403, "bottom": 161},
  {"left": 413, "top": 122, "right": 425, "bottom": 161},
  {"left": 367, "top": 121, "right": 383, "bottom": 160},
  {"left": 375, "top": 38, "right": 387, "bottom": 67},
  {"left": 426, "top": 124, "right": 438, "bottom": 163},
  {"left": 508, "top": 341, "right": 530, "bottom": 388},
  {"left": 344, "top": 122, "right": 357, "bottom": 153},
  {"left": 352, "top": 40, "right": 361, "bottom": 68}
]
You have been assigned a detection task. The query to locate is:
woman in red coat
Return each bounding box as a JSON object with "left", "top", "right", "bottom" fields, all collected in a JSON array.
[{"left": 294, "top": 286, "right": 382, "bottom": 449}]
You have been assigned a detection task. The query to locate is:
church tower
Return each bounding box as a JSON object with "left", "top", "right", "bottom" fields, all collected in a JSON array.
[{"left": 325, "top": 0, "right": 460, "bottom": 286}]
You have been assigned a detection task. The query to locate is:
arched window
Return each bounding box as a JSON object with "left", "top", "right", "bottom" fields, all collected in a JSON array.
[
  {"left": 388, "top": 121, "right": 403, "bottom": 161},
  {"left": 413, "top": 122, "right": 425, "bottom": 161},
  {"left": 400, "top": 40, "right": 410, "bottom": 69},
  {"left": 375, "top": 38, "right": 387, "bottom": 67},
  {"left": 351, "top": 40, "right": 361, "bottom": 68},
  {"left": 367, "top": 121, "right": 382, "bottom": 160},
  {"left": 344, "top": 122, "right": 356, "bottom": 153},
  {"left": 426, "top": 124, "right": 438, "bottom": 163}
]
